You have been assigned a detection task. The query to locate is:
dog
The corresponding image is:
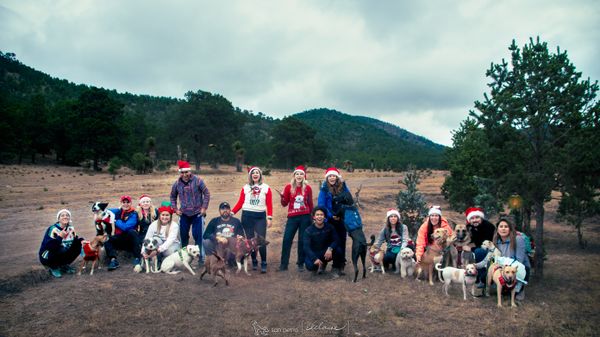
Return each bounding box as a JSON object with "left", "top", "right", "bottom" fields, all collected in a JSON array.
[
  {"left": 486, "top": 263, "right": 518, "bottom": 307},
  {"left": 78, "top": 234, "right": 107, "bottom": 275},
  {"left": 415, "top": 227, "right": 450, "bottom": 285},
  {"left": 481, "top": 240, "right": 502, "bottom": 259},
  {"left": 395, "top": 247, "right": 416, "bottom": 278},
  {"left": 92, "top": 202, "right": 115, "bottom": 237},
  {"left": 200, "top": 245, "right": 230, "bottom": 287},
  {"left": 137, "top": 236, "right": 163, "bottom": 274},
  {"left": 348, "top": 229, "right": 369, "bottom": 282},
  {"left": 368, "top": 235, "right": 385, "bottom": 274},
  {"left": 435, "top": 263, "right": 478, "bottom": 300},
  {"left": 159, "top": 245, "right": 201, "bottom": 275},
  {"left": 451, "top": 223, "right": 474, "bottom": 267},
  {"left": 226, "top": 235, "right": 269, "bottom": 275}
]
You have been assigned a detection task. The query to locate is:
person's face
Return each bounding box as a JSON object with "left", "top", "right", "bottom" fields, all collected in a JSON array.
[
  {"left": 327, "top": 175, "right": 338, "bottom": 185},
  {"left": 121, "top": 199, "right": 132, "bottom": 210},
  {"left": 159, "top": 211, "right": 171, "bottom": 224},
  {"left": 497, "top": 221, "right": 510, "bottom": 238},
  {"left": 251, "top": 170, "right": 261, "bottom": 183},
  {"left": 58, "top": 212, "right": 70, "bottom": 227},
  {"left": 181, "top": 171, "right": 192, "bottom": 181},
  {"left": 430, "top": 214, "right": 440, "bottom": 225},
  {"left": 313, "top": 210, "right": 325, "bottom": 225},
  {"left": 220, "top": 207, "right": 231, "bottom": 219},
  {"left": 139, "top": 199, "right": 151, "bottom": 210},
  {"left": 389, "top": 214, "right": 399, "bottom": 225},
  {"left": 469, "top": 216, "right": 482, "bottom": 227},
  {"left": 294, "top": 171, "right": 305, "bottom": 184}
]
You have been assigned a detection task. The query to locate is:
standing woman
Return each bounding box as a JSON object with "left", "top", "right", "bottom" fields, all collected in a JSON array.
[
  {"left": 493, "top": 218, "right": 530, "bottom": 301},
  {"left": 38, "top": 209, "right": 83, "bottom": 278},
  {"left": 232, "top": 166, "right": 273, "bottom": 273},
  {"left": 374, "top": 209, "right": 409, "bottom": 271},
  {"left": 415, "top": 206, "right": 453, "bottom": 264},
  {"left": 317, "top": 167, "right": 353, "bottom": 276},
  {"left": 136, "top": 194, "right": 158, "bottom": 241},
  {"left": 142, "top": 205, "right": 181, "bottom": 259},
  {"left": 278, "top": 165, "right": 314, "bottom": 272}
]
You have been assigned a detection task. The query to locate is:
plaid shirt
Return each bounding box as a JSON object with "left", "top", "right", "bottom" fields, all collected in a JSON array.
[{"left": 170, "top": 175, "right": 210, "bottom": 216}]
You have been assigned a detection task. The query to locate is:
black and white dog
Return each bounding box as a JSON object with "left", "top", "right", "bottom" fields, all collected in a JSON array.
[
  {"left": 136, "top": 236, "right": 163, "bottom": 273},
  {"left": 91, "top": 202, "right": 115, "bottom": 237}
]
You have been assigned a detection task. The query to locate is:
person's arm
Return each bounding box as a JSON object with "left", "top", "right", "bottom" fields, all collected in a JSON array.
[
  {"left": 441, "top": 218, "right": 454, "bottom": 236},
  {"left": 266, "top": 187, "right": 273, "bottom": 217},
  {"left": 401, "top": 224, "right": 409, "bottom": 249},
  {"left": 233, "top": 219, "right": 244, "bottom": 237},
  {"left": 159, "top": 223, "right": 179, "bottom": 252},
  {"left": 317, "top": 190, "right": 333, "bottom": 219},
  {"left": 375, "top": 228, "right": 386, "bottom": 249},
  {"left": 170, "top": 182, "right": 178, "bottom": 213},
  {"left": 515, "top": 234, "right": 527, "bottom": 264},
  {"left": 415, "top": 222, "right": 428, "bottom": 261},
  {"left": 280, "top": 184, "right": 291, "bottom": 207},
  {"left": 231, "top": 188, "right": 245, "bottom": 214},
  {"left": 116, "top": 212, "right": 138, "bottom": 232},
  {"left": 198, "top": 178, "right": 210, "bottom": 214}
]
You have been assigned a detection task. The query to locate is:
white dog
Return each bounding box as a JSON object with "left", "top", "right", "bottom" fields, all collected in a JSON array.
[
  {"left": 435, "top": 263, "right": 478, "bottom": 300},
  {"left": 135, "top": 236, "right": 163, "bottom": 273},
  {"left": 395, "top": 247, "right": 416, "bottom": 278},
  {"left": 159, "top": 245, "right": 200, "bottom": 275}
]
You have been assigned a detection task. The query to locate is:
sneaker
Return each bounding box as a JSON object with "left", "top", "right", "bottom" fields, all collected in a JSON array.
[
  {"left": 331, "top": 268, "right": 341, "bottom": 279},
  {"left": 133, "top": 258, "right": 141, "bottom": 266},
  {"left": 261, "top": 261, "right": 267, "bottom": 274},
  {"left": 60, "top": 265, "right": 75, "bottom": 274},
  {"left": 297, "top": 265, "right": 305, "bottom": 273},
  {"left": 49, "top": 268, "right": 62, "bottom": 278},
  {"left": 317, "top": 265, "right": 325, "bottom": 275},
  {"left": 277, "top": 265, "right": 288, "bottom": 272},
  {"left": 252, "top": 260, "right": 258, "bottom": 271},
  {"left": 108, "top": 259, "right": 120, "bottom": 271},
  {"left": 476, "top": 282, "right": 485, "bottom": 289}
]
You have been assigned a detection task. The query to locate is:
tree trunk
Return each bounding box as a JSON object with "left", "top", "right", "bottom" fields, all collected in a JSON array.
[
  {"left": 31, "top": 152, "right": 36, "bottom": 164},
  {"left": 235, "top": 154, "right": 243, "bottom": 172},
  {"left": 576, "top": 219, "right": 586, "bottom": 249},
  {"left": 523, "top": 207, "right": 532, "bottom": 235},
  {"left": 533, "top": 200, "right": 545, "bottom": 278}
]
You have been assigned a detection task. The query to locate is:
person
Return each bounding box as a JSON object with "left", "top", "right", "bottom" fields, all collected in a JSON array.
[
  {"left": 415, "top": 205, "right": 453, "bottom": 264},
  {"left": 232, "top": 166, "right": 273, "bottom": 273},
  {"left": 278, "top": 165, "right": 314, "bottom": 272},
  {"left": 142, "top": 205, "right": 181, "bottom": 259},
  {"left": 136, "top": 194, "right": 157, "bottom": 240},
  {"left": 104, "top": 195, "right": 140, "bottom": 271},
  {"left": 465, "top": 207, "right": 496, "bottom": 287},
  {"left": 38, "top": 209, "right": 83, "bottom": 278},
  {"left": 170, "top": 160, "right": 211, "bottom": 255},
  {"left": 374, "top": 209, "right": 409, "bottom": 271},
  {"left": 203, "top": 201, "right": 243, "bottom": 266},
  {"left": 493, "top": 218, "right": 530, "bottom": 301},
  {"left": 303, "top": 207, "right": 342, "bottom": 275},
  {"left": 317, "top": 167, "right": 353, "bottom": 276}
]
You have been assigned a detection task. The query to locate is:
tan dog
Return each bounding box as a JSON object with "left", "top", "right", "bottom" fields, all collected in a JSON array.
[
  {"left": 78, "top": 234, "right": 107, "bottom": 275},
  {"left": 416, "top": 228, "right": 449, "bottom": 285},
  {"left": 368, "top": 244, "right": 385, "bottom": 274},
  {"left": 435, "top": 263, "right": 478, "bottom": 300},
  {"left": 395, "top": 247, "right": 416, "bottom": 278},
  {"left": 486, "top": 263, "right": 518, "bottom": 307},
  {"left": 200, "top": 253, "right": 229, "bottom": 287},
  {"left": 451, "top": 223, "right": 473, "bottom": 267}
]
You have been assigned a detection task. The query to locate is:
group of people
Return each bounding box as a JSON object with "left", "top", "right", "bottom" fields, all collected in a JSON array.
[{"left": 38, "top": 161, "right": 531, "bottom": 300}]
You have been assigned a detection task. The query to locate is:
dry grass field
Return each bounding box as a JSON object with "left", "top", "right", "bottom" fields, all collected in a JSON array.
[{"left": 0, "top": 164, "right": 598, "bottom": 337}]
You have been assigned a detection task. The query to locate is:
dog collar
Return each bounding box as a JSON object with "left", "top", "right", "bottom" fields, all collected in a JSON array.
[{"left": 178, "top": 247, "right": 187, "bottom": 262}]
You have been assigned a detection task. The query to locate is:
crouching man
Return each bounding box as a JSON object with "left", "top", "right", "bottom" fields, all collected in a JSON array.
[{"left": 303, "top": 206, "right": 342, "bottom": 276}]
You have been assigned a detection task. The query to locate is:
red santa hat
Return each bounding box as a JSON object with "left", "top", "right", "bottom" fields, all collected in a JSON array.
[
  {"left": 324, "top": 167, "right": 341, "bottom": 179},
  {"left": 177, "top": 160, "right": 191, "bottom": 172},
  {"left": 386, "top": 209, "right": 401, "bottom": 219},
  {"left": 465, "top": 207, "right": 485, "bottom": 221},
  {"left": 139, "top": 194, "right": 151, "bottom": 204},
  {"left": 293, "top": 165, "right": 306, "bottom": 178},
  {"left": 428, "top": 205, "right": 442, "bottom": 216},
  {"left": 247, "top": 166, "right": 262, "bottom": 176}
]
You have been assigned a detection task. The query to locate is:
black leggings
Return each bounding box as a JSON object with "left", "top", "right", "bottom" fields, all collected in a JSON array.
[
  {"left": 40, "top": 238, "right": 82, "bottom": 269},
  {"left": 242, "top": 211, "right": 267, "bottom": 263}
]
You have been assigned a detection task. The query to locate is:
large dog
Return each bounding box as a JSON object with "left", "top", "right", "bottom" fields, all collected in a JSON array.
[
  {"left": 78, "top": 234, "right": 107, "bottom": 275},
  {"left": 435, "top": 263, "right": 478, "bottom": 300},
  {"left": 451, "top": 223, "right": 474, "bottom": 267},
  {"left": 226, "top": 235, "right": 269, "bottom": 275},
  {"left": 91, "top": 202, "right": 115, "bottom": 237},
  {"left": 395, "top": 247, "right": 416, "bottom": 278},
  {"left": 486, "top": 263, "right": 518, "bottom": 307},
  {"left": 159, "top": 245, "right": 201, "bottom": 275},
  {"left": 138, "top": 236, "right": 163, "bottom": 274},
  {"left": 348, "top": 229, "right": 369, "bottom": 282},
  {"left": 415, "top": 228, "right": 450, "bottom": 285},
  {"left": 200, "top": 242, "right": 230, "bottom": 287}
]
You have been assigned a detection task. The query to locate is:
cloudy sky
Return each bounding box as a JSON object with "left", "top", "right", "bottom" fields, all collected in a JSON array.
[{"left": 1, "top": 1, "right": 598, "bottom": 146}]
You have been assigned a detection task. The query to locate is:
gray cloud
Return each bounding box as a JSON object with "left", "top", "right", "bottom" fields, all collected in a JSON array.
[{"left": 1, "top": 0, "right": 598, "bottom": 146}]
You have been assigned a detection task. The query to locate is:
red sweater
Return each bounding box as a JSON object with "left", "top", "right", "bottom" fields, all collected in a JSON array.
[{"left": 280, "top": 183, "right": 313, "bottom": 217}]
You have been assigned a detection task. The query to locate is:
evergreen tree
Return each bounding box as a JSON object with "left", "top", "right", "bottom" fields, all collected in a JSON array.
[{"left": 396, "top": 165, "right": 428, "bottom": 239}]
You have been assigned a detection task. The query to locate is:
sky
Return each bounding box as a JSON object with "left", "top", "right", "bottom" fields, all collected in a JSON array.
[{"left": 1, "top": 1, "right": 598, "bottom": 146}]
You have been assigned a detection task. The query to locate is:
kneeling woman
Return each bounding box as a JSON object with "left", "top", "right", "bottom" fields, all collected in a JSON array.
[
  {"left": 374, "top": 209, "right": 409, "bottom": 270},
  {"left": 142, "top": 205, "right": 181, "bottom": 260},
  {"left": 415, "top": 206, "right": 453, "bottom": 264},
  {"left": 493, "top": 218, "right": 530, "bottom": 301},
  {"left": 39, "top": 209, "right": 83, "bottom": 278}
]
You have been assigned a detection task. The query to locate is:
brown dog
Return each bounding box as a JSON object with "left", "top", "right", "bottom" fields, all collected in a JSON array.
[
  {"left": 225, "top": 235, "right": 269, "bottom": 275},
  {"left": 486, "top": 263, "right": 518, "bottom": 307},
  {"left": 451, "top": 223, "right": 473, "bottom": 267},
  {"left": 200, "top": 252, "right": 229, "bottom": 286},
  {"left": 78, "top": 234, "right": 107, "bottom": 275},
  {"left": 416, "top": 228, "right": 449, "bottom": 285}
]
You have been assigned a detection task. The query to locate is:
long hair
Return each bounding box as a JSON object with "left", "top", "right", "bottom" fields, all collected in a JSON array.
[
  {"left": 156, "top": 213, "right": 172, "bottom": 238},
  {"left": 385, "top": 215, "right": 402, "bottom": 241},
  {"left": 136, "top": 205, "right": 157, "bottom": 223},
  {"left": 326, "top": 176, "right": 344, "bottom": 195},
  {"left": 290, "top": 173, "right": 309, "bottom": 196},
  {"left": 426, "top": 215, "right": 442, "bottom": 245},
  {"left": 248, "top": 169, "right": 263, "bottom": 186},
  {"left": 493, "top": 218, "right": 516, "bottom": 254}
]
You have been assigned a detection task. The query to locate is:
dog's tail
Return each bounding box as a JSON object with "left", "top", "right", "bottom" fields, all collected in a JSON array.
[
  {"left": 435, "top": 263, "right": 445, "bottom": 282},
  {"left": 368, "top": 234, "right": 376, "bottom": 247}
]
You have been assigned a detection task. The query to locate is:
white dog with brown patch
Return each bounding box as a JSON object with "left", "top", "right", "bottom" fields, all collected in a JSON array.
[
  {"left": 395, "top": 247, "right": 416, "bottom": 278},
  {"left": 435, "top": 263, "right": 478, "bottom": 300},
  {"left": 159, "top": 245, "right": 200, "bottom": 275}
]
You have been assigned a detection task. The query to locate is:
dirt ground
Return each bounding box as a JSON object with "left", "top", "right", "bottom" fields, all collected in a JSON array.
[{"left": 0, "top": 164, "right": 598, "bottom": 337}]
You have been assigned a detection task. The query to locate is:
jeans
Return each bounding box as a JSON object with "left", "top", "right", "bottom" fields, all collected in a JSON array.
[
  {"left": 280, "top": 214, "right": 311, "bottom": 267},
  {"left": 104, "top": 229, "right": 141, "bottom": 260},
  {"left": 180, "top": 213, "right": 204, "bottom": 248},
  {"left": 242, "top": 211, "right": 267, "bottom": 263},
  {"left": 474, "top": 247, "right": 488, "bottom": 283},
  {"left": 329, "top": 217, "right": 346, "bottom": 269}
]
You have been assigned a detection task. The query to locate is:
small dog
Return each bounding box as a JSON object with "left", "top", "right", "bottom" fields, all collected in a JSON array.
[
  {"left": 226, "top": 235, "right": 269, "bottom": 275},
  {"left": 486, "top": 263, "right": 518, "bottom": 307},
  {"left": 395, "top": 247, "right": 416, "bottom": 278},
  {"left": 451, "top": 223, "right": 474, "bottom": 267},
  {"left": 348, "top": 229, "right": 369, "bottom": 282},
  {"left": 138, "top": 236, "right": 163, "bottom": 274},
  {"left": 435, "top": 263, "right": 478, "bottom": 300},
  {"left": 415, "top": 228, "right": 449, "bottom": 285},
  {"left": 78, "top": 234, "right": 107, "bottom": 275},
  {"left": 92, "top": 202, "right": 115, "bottom": 237},
  {"left": 159, "top": 245, "right": 201, "bottom": 275},
  {"left": 368, "top": 235, "right": 385, "bottom": 274},
  {"left": 200, "top": 251, "right": 230, "bottom": 287}
]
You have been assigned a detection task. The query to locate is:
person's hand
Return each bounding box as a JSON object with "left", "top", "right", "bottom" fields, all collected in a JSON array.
[
  {"left": 332, "top": 216, "right": 340, "bottom": 221},
  {"left": 176, "top": 209, "right": 182, "bottom": 216},
  {"left": 200, "top": 209, "right": 206, "bottom": 217},
  {"left": 142, "top": 252, "right": 149, "bottom": 259},
  {"left": 416, "top": 255, "right": 422, "bottom": 264},
  {"left": 324, "top": 249, "right": 333, "bottom": 261},
  {"left": 315, "top": 259, "right": 323, "bottom": 267},
  {"left": 217, "top": 236, "right": 228, "bottom": 244},
  {"left": 463, "top": 246, "right": 472, "bottom": 252},
  {"left": 58, "top": 230, "right": 68, "bottom": 239},
  {"left": 267, "top": 218, "right": 272, "bottom": 228}
]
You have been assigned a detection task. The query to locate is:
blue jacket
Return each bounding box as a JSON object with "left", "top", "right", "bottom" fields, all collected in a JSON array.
[
  {"left": 38, "top": 222, "right": 75, "bottom": 261},
  {"left": 110, "top": 208, "right": 138, "bottom": 233},
  {"left": 317, "top": 181, "right": 353, "bottom": 220}
]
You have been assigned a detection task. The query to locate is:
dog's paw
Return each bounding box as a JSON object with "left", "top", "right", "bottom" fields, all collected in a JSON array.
[{"left": 133, "top": 264, "right": 143, "bottom": 273}]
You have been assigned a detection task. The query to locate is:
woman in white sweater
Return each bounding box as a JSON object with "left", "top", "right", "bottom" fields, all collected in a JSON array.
[{"left": 142, "top": 205, "right": 181, "bottom": 259}]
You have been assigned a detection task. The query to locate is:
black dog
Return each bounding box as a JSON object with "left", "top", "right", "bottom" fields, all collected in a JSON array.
[{"left": 348, "top": 228, "right": 369, "bottom": 282}]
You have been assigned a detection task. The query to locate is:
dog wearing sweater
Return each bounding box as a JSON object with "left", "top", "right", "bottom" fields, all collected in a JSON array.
[{"left": 78, "top": 234, "right": 107, "bottom": 275}]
